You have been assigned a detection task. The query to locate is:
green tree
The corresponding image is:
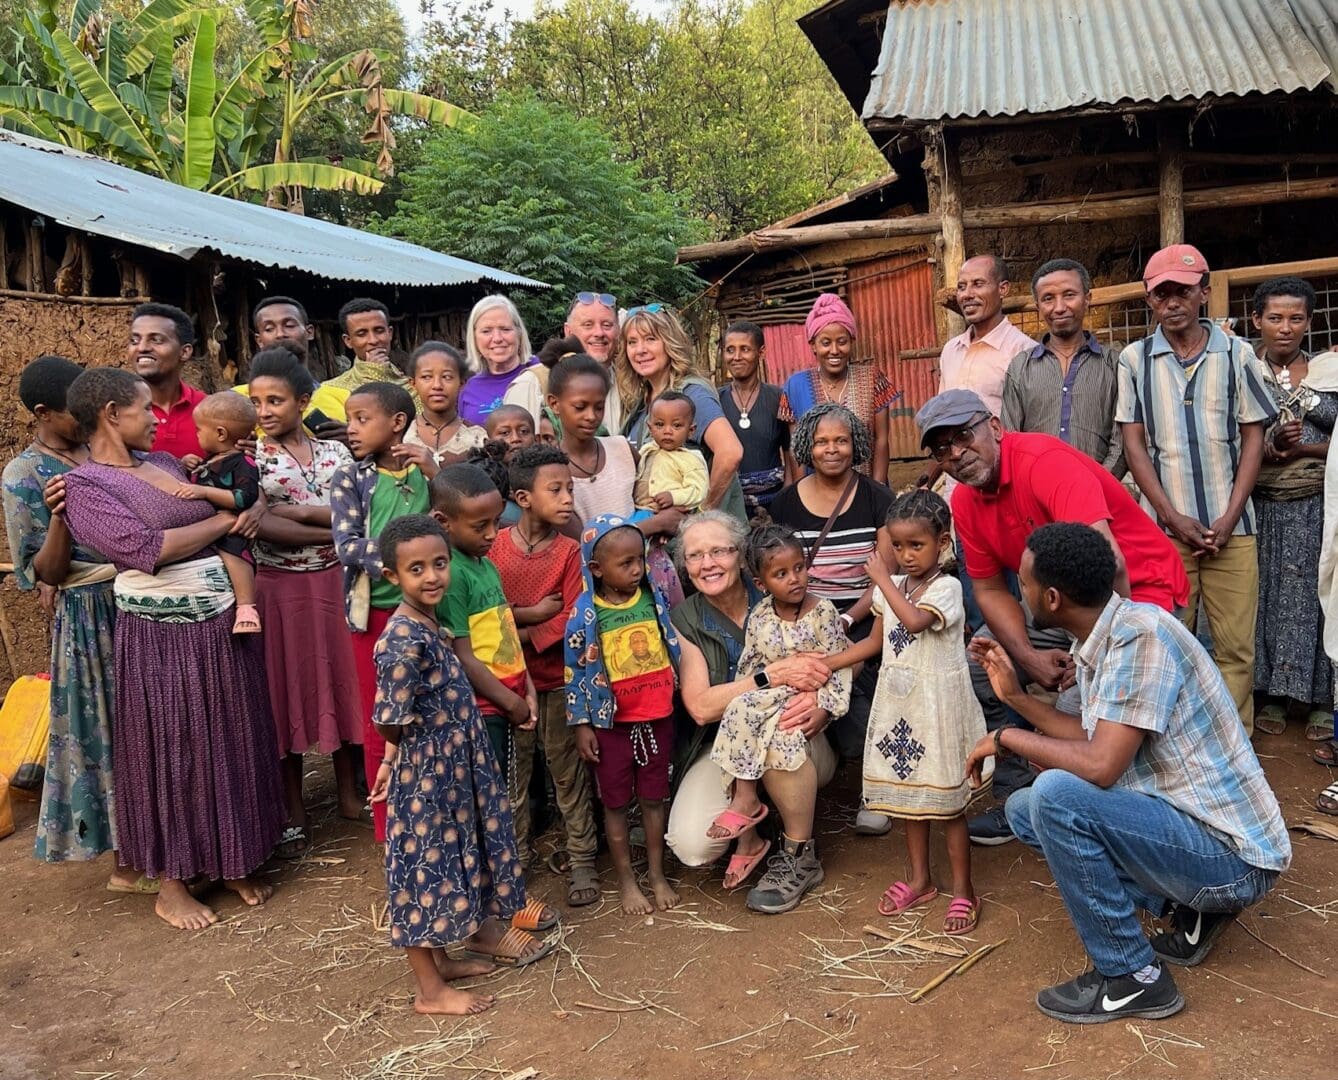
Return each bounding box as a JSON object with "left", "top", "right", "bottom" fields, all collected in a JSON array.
[{"left": 377, "top": 94, "right": 706, "bottom": 337}]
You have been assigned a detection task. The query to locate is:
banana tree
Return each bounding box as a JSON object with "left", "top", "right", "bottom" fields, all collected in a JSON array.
[{"left": 0, "top": 0, "right": 468, "bottom": 209}]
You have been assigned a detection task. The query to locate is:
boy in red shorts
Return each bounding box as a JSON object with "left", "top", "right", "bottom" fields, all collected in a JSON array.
[{"left": 566, "top": 515, "right": 682, "bottom": 916}]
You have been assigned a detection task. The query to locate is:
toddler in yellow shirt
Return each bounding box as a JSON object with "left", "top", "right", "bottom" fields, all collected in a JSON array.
[{"left": 633, "top": 391, "right": 709, "bottom": 513}]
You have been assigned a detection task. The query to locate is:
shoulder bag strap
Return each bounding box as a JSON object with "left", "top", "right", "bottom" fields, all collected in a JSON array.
[{"left": 805, "top": 471, "right": 861, "bottom": 568}]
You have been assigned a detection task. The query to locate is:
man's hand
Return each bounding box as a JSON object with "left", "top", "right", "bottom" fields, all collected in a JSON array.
[
  {"left": 574, "top": 725, "right": 600, "bottom": 764},
  {"left": 968, "top": 637, "right": 1027, "bottom": 702},
  {"left": 1205, "top": 512, "right": 1241, "bottom": 554},
  {"left": 43, "top": 475, "right": 67, "bottom": 516},
  {"left": 964, "top": 732, "right": 996, "bottom": 789},
  {"left": 1161, "top": 509, "right": 1217, "bottom": 554}
]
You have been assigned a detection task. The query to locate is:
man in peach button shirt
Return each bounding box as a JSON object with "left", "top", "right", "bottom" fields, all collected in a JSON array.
[{"left": 939, "top": 254, "right": 1039, "bottom": 415}]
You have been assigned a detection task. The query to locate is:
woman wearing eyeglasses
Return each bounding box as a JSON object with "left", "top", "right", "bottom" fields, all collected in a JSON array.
[
  {"left": 665, "top": 511, "right": 837, "bottom": 910},
  {"left": 614, "top": 305, "right": 747, "bottom": 520}
]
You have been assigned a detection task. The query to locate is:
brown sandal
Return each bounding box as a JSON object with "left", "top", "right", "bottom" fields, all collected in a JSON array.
[
  {"left": 510, "top": 897, "right": 559, "bottom": 932},
  {"left": 463, "top": 926, "right": 556, "bottom": 967}
]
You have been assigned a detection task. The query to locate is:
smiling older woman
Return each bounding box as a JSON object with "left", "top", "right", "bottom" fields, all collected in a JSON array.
[
  {"left": 458, "top": 295, "right": 543, "bottom": 426},
  {"left": 665, "top": 511, "right": 838, "bottom": 914}
]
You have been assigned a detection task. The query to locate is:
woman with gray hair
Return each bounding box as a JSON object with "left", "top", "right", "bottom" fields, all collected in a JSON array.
[
  {"left": 665, "top": 510, "right": 838, "bottom": 913},
  {"left": 458, "top": 294, "right": 543, "bottom": 426},
  {"left": 769, "top": 403, "right": 895, "bottom": 831}
]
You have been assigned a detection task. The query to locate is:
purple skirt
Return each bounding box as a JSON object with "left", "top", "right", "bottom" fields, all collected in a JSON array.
[
  {"left": 257, "top": 564, "right": 363, "bottom": 756},
  {"left": 113, "top": 610, "right": 285, "bottom": 880}
]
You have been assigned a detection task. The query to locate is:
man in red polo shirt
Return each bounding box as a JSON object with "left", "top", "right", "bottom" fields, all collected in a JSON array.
[
  {"left": 128, "top": 302, "right": 206, "bottom": 459},
  {"left": 918, "top": 388, "right": 1190, "bottom": 843}
]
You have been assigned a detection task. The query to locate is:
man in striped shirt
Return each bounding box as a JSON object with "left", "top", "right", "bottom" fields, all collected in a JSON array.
[
  {"left": 1116, "top": 245, "right": 1274, "bottom": 736},
  {"left": 967, "top": 524, "right": 1289, "bottom": 1024}
]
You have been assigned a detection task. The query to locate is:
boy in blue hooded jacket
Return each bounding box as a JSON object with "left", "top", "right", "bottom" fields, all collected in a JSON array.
[{"left": 565, "top": 514, "right": 682, "bottom": 916}]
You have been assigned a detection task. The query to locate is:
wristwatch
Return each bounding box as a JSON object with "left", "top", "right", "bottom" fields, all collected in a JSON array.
[{"left": 753, "top": 669, "right": 770, "bottom": 689}]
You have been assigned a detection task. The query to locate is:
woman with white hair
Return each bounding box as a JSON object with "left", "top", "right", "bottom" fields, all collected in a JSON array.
[{"left": 458, "top": 295, "right": 544, "bottom": 426}]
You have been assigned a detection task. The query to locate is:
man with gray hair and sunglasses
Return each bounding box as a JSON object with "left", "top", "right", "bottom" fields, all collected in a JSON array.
[{"left": 565, "top": 291, "right": 622, "bottom": 431}]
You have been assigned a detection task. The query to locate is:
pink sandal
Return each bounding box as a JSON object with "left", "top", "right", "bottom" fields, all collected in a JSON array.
[
  {"left": 723, "top": 839, "right": 771, "bottom": 890},
  {"left": 877, "top": 880, "right": 938, "bottom": 916},
  {"left": 944, "top": 896, "right": 980, "bottom": 936},
  {"left": 707, "top": 803, "right": 768, "bottom": 840}
]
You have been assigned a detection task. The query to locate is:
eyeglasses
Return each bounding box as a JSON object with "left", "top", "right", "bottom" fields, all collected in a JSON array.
[
  {"left": 683, "top": 544, "right": 738, "bottom": 566},
  {"left": 625, "top": 303, "right": 666, "bottom": 317},
  {"left": 928, "top": 416, "right": 990, "bottom": 461},
  {"left": 574, "top": 292, "right": 616, "bottom": 308}
]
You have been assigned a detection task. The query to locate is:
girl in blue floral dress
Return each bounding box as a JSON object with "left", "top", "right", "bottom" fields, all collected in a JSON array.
[
  {"left": 1, "top": 357, "right": 147, "bottom": 890},
  {"left": 369, "top": 515, "right": 551, "bottom": 1016}
]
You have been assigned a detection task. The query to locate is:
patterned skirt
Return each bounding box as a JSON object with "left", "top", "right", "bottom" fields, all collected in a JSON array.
[
  {"left": 35, "top": 581, "right": 117, "bottom": 862},
  {"left": 112, "top": 610, "right": 285, "bottom": 880}
]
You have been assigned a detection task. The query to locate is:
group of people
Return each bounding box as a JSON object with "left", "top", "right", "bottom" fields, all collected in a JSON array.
[{"left": 2, "top": 240, "right": 1318, "bottom": 1023}]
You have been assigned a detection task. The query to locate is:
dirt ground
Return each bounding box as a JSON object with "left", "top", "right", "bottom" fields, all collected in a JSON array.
[{"left": 1, "top": 725, "right": 1333, "bottom": 1080}]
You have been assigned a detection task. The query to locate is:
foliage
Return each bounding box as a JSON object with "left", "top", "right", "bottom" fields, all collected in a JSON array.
[
  {"left": 0, "top": 0, "right": 464, "bottom": 210},
  {"left": 419, "top": 0, "right": 886, "bottom": 238},
  {"left": 377, "top": 94, "right": 707, "bottom": 337}
]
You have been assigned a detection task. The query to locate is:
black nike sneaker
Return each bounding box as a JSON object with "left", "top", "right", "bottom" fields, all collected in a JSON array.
[
  {"left": 1036, "top": 966, "right": 1184, "bottom": 1024},
  {"left": 1151, "top": 905, "right": 1237, "bottom": 967}
]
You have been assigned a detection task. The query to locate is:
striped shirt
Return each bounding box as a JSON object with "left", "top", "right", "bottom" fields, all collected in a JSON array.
[
  {"left": 1116, "top": 321, "right": 1274, "bottom": 535},
  {"left": 1076, "top": 595, "right": 1291, "bottom": 872},
  {"left": 769, "top": 474, "right": 893, "bottom": 608},
  {"left": 1000, "top": 332, "right": 1125, "bottom": 476}
]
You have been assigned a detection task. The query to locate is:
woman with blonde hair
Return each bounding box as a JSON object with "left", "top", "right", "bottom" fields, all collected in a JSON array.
[
  {"left": 615, "top": 304, "right": 746, "bottom": 520},
  {"left": 458, "top": 295, "right": 543, "bottom": 426}
]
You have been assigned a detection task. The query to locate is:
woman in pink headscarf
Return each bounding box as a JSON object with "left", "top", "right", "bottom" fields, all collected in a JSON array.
[{"left": 778, "top": 293, "right": 898, "bottom": 486}]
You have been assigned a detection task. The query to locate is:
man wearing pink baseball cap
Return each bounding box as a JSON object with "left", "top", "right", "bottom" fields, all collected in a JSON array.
[{"left": 1115, "top": 244, "right": 1275, "bottom": 736}]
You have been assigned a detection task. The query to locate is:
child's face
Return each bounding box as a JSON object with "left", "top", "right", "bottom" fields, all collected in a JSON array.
[
  {"left": 434, "top": 489, "right": 504, "bottom": 558},
  {"left": 383, "top": 533, "right": 452, "bottom": 609},
  {"left": 193, "top": 412, "right": 243, "bottom": 456},
  {"left": 345, "top": 393, "right": 405, "bottom": 460},
  {"left": 887, "top": 519, "right": 946, "bottom": 577},
  {"left": 757, "top": 545, "right": 808, "bottom": 607},
  {"left": 648, "top": 400, "right": 694, "bottom": 452},
  {"left": 537, "top": 416, "right": 557, "bottom": 445},
  {"left": 412, "top": 351, "right": 463, "bottom": 418},
  {"left": 516, "top": 463, "right": 575, "bottom": 529},
  {"left": 548, "top": 374, "right": 606, "bottom": 441},
  {"left": 487, "top": 413, "right": 535, "bottom": 458},
  {"left": 590, "top": 527, "right": 645, "bottom": 596}
]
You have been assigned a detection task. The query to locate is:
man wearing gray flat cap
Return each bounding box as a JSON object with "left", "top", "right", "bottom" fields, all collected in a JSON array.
[{"left": 917, "top": 390, "right": 1189, "bottom": 843}]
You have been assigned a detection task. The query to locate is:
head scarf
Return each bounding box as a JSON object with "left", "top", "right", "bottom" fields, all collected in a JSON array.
[{"left": 805, "top": 293, "right": 857, "bottom": 342}]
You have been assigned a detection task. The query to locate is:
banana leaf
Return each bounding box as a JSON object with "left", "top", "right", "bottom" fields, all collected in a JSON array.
[
  {"left": 0, "top": 83, "right": 153, "bottom": 158},
  {"left": 381, "top": 89, "right": 471, "bottom": 127},
  {"left": 181, "top": 13, "right": 217, "bottom": 188},
  {"left": 50, "top": 28, "right": 157, "bottom": 166},
  {"left": 213, "top": 160, "right": 385, "bottom": 196}
]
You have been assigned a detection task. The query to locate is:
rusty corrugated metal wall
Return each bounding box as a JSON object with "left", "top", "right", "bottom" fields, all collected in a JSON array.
[
  {"left": 760, "top": 323, "right": 814, "bottom": 384},
  {"left": 847, "top": 255, "right": 939, "bottom": 459}
]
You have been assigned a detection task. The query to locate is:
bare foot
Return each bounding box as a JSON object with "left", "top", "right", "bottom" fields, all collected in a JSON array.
[
  {"left": 434, "top": 953, "right": 497, "bottom": 980},
  {"left": 618, "top": 875, "right": 654, "bottom": 916},
  {"left": 224, "top": 877, "right": 274, "bottom": 907},
  {"left": 649, "top": 874, "right": 681, "bottom": 911},
  {"left": 338, "top": 797, "right": 369, "bottom": 822},
  {"left": 155, "top": 880, "right": 218, "bottom": 930},
  {"left": 414, "top": 985, "right": 496, "bottom": 1016}
]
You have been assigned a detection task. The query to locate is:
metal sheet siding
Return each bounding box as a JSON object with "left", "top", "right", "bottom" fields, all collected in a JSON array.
[
  {"left": 847, "top": 256, "right": 939, "bottom": 460},
  {"left": 0, "top": 131, "right": 544, "bottom": 290},
  {"left": 761, "top": 323, "right": 814, "bottom": 383},
  {"left": 862, "top": 0, "right": 1337, "bottom": 123}
]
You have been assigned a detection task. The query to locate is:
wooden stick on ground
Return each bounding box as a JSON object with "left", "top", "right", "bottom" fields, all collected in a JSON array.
[
  {"left": 0, "top": 593, "right": 21, "bottom": 681},
  {"left": 908, "top": 939, "right": 1007, "bottom": 1003}
]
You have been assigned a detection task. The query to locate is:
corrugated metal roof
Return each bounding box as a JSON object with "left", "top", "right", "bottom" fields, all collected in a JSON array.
[
  {"left": 0, "top": 131, "right": 546, "bottom": 290},
  {"left": 862, "top": 0, "right": 1338, "bottom": 125}
]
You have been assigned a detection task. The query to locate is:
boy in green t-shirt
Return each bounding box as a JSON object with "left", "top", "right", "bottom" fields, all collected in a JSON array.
[{"left": 431, "top": 464, "right": 538, "bottom": 789}]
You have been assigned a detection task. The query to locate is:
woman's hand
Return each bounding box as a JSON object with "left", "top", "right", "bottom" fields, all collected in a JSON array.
[
  {"left": 1273, "top": 419, "right": 1303, "bottom": 452},
  {"left": 765, "top": 654, "right": 831, "bottom": 691},
  {"left": 233, "top": 500, "right": 265, "bottom": 538},
  {"left": 43, "top": 475, "right": 67, "bottom": 516},
  {"left": 777, "top": 693, "right": 829, "bottom": 737},
  {"left": 37, "top": 583, "right": 57, "bottom": 618}
]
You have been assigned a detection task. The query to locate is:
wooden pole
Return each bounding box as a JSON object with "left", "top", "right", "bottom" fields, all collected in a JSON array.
[
  {"left": 1158, "top": 116, "right": 1186, "bottom": 246},
  {"left": 1207, "top": 270, "right": 1230, "bottom": 321},
  {"left": 938, "top": 129, "right": 966, "bottom": 340},
  {"left": 677, "top": 174, "right": 1338, "bottom": 264}
]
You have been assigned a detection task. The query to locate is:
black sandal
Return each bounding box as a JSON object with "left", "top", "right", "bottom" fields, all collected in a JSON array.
[{"left": 275, "top": 825, "right": 310, "bottom": 860}]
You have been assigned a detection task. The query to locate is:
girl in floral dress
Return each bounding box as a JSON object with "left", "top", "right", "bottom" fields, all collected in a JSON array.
[{"left": 249, "top": 347, "right": 365, "bottom": 856}]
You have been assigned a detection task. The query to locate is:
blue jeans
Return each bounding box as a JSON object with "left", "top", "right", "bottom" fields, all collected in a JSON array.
[{"left": 1005, "top": 771, "right": 1278, "bottom": 975}]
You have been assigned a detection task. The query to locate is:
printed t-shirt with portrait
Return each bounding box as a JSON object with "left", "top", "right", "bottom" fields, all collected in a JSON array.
[
  {"left": 442, "top": 549, "right": 528, "bottom": 715},
  {"left": 366, "top": 465, "right": 430, "bottom": 610},
  {"left": 594, "top": 587, "right": 675, "bottom": 722}
]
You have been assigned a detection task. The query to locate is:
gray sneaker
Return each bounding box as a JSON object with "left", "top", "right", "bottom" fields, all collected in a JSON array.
[{"left": 745, "top": 837, "right": 824, "bottom": 915}]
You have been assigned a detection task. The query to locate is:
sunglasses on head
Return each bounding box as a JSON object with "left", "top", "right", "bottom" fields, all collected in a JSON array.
[
  {"left": 574, "top": 292, "right": 617, "bottom": 308},
  {"left": 625, "top": 303, "right": 666, "bottom": 317}
]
